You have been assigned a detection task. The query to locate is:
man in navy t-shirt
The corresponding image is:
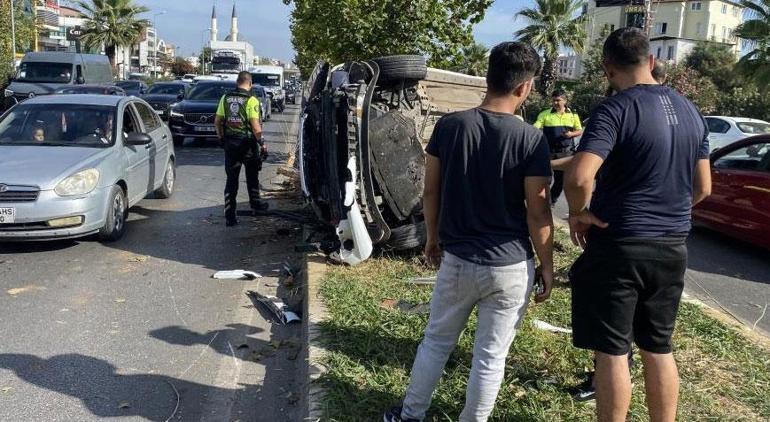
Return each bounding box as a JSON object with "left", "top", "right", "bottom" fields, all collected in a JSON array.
[{"left": 565, "top": 28, "right": 712, "bottom": 422}]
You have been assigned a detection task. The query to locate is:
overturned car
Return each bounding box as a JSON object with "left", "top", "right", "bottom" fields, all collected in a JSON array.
[{"left": 299, "top": 55, "right": 487, "bottom": 265}]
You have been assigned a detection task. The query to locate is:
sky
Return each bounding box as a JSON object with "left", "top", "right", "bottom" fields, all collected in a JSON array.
[{"left": 62, "top": 0, "right": 531, "bottom": 62}]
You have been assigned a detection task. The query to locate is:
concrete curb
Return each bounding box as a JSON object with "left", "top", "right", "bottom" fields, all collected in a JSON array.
[{"left": 300, "top": 243, "right": 330, "bottom": 421}]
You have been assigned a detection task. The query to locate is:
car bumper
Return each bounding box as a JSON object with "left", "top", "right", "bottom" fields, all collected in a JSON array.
[
  {"left": 168, "top": 119, "right": 218, "bottom": 138},
  {"left": 0, "top": 187, "right": 110, "bottom": 240}
]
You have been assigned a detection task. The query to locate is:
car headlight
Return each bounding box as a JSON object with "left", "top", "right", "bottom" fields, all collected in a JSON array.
[
  {"left": 54, "top": 169, "right": 100, "bottom": 196},
  {"left": 3, "top": 89, "right": 13, "bottom": 98}
]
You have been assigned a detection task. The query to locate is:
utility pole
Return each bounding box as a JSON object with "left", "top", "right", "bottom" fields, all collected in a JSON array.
[
  {"left": 10, "top": 0, "right": 17, "bottom": 69},
  {"left": 153, "top": 10, "right": 166, "bottom": 79}
]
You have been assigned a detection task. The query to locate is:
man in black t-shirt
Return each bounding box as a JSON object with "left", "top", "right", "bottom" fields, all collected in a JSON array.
[
  {"left": 383, "top": 42, "right": 554, "bottom": 422},
  {"left": 565, "top": 28, "right": 712, "bottom": 422}
]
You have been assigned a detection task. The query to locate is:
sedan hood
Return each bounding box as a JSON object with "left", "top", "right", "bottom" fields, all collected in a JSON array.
[
  {"left": 141, "top": 94, "right": 178, "bottom": 104},
  {"left": 171, "top": 100, "right": 219, "bottom": 113},
  {"left": 7, "top": 81, "right": 66, "bottom": 96},
  {"left": 0, "top": 146, "right": 111, "bottom": 190}
]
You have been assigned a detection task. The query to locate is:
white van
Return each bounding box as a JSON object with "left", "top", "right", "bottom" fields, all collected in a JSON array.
[
  {"left": 250, "top": 65, "right": 285, "bottom": 112},
  {"left": 4, "top": 53, "right": 113, "bottom": 103}
]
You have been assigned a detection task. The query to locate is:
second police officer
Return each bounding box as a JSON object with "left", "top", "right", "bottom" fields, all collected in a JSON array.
[{"left": 214, "top": 71, "right": 269, "bottom": 227}]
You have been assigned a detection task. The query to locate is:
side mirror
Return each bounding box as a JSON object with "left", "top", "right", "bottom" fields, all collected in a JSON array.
[
  {"left": 125, "top": 132, "right": 152, "bottom": 145},
  {"left": 76, "top": 76, "right": 85, "bottom": 85}
]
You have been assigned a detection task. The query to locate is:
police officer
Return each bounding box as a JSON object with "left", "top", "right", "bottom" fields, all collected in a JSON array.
[
  {"left": 214, "top": 71, "right": 269, "bottom": 227},
  {"left": 534, "top": 90, "right": 583, "bottom": 206}
]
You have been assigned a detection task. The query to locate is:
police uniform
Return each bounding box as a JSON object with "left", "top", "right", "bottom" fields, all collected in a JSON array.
[
  {"left": 534, "top": 107, "right": 582, "bottom": 204},
  {"left": 215, "top": 88, "right": 264, "bottom": 222}
]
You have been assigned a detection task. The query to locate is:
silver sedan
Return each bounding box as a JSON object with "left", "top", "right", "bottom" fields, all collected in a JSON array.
[{"left": 0, "top": 94, "right": 176, "bottom": 241}]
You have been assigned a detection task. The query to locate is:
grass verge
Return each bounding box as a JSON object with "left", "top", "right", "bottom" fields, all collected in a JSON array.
[{"left": 316, "top": 229, "right": 770, "bottom": 421}]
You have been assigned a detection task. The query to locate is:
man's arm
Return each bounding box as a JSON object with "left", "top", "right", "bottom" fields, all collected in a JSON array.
[
  {"left": 533, "top": 111, "right": 546, "bottom": 129},
  {"left": 551, "top": 156, "right": 573, "bottom": 171},
  {"left": 564, "top": 152, "right": 609, "bottom": 248},
  {"left": 215, "top": 97, "right": 226, "bottom": 141},
  {"left": 525, "top": 176, "right": 554, "bottom": 303},
  {"left": 423, "top": 154, "right": 442, "bottom": 268},
  {"left": 692, "top": 159, "right": 712, "bottom": 206},
  {"left": 565, "top": 114, "right": 583, "bottom": 139}
]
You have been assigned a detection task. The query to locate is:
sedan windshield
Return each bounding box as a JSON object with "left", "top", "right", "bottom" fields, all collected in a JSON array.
[
  {"left": 0, "top": 103, "right": 117, "bottom": 147},
  {"left": 737, "top": 122, "right": 770, "bottom": 135},
  {"left": 147, "top": 84, "right": 185, "bottom": 95},
  {"left": 56, "top": 87, "right": 116, "bottom": 95},
  {"left": 187, "top": 84, "right": 234, "bottom": 101},
  {"left": 17, "top": 62, "right": 73, "bottom": 83},
  {"left": 251, "top": 74, "right": 281, "bottom": 87}
]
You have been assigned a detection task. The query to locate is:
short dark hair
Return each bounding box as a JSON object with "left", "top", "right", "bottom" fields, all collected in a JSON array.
[
  {"left": 552, "top": 89, "right": 566, "bottom": 98},
  {"left": 652, "top": 61, "right": 667, "bottom": 83},
  {"left": 603, "top": 27, "right": 650, "bottom": 69},
  {"left": 236, "top": 71, "right": 252, "bottom": 85},
  {"left": 486, "top": 42, "right": 542, "bottom": 95}
]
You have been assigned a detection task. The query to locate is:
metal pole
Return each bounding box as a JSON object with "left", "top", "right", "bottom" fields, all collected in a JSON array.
[
  {"left": 153, "top": 11, "right": 166, "bottom": 79},
  {"left": 10, "top": 0, "right": 17, "bottom": 69}
]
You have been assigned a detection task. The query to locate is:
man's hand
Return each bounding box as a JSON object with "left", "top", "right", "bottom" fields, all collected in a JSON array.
[
  {"left": 260, "top": 144, "right": 268, "bottom": 160},
  {"left": 534, "top": 266, "right": 554, "bottom": 303},
  {"left": 424, "top": 239, "right": 442, "bottom": 269},
  {"left": 568, "top": 210, "right": 608, "bottom": 249}
]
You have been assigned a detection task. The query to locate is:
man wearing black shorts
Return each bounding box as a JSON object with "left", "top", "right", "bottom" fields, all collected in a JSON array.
[{"left": 565, "top": 28, "right": 712, "bottom": 422}]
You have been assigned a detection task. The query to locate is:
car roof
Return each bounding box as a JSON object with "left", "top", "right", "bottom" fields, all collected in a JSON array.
[
  {"left": 24, "top": 94, "right": 125, "bottom": 106},
  {"left": 705, "top": 116, "right": 770, "bottom": 124},
  {"left": 194, "top": 80, "right": 236, "bottom": 86}
]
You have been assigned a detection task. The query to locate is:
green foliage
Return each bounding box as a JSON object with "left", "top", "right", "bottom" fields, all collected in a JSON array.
[
  {"left": 282, "top": 0, "right": 493, "bottom": 75},
  {"left": 77, "top": 0, "right": 149, "bottom": 70},
  {"left": 684, "top": 42, "right": 738, "bottom": 90},
  {"left": 717, "top": 86, "right": 770, "bottom": 121},
  {"left": 451, "top": 42, "right": 489, "bottom": 76},
  {"left": 665, "top": 64, "right": 719, "bottom": 114},
  {"left": 198, "top": 47, "right": 212, "bottom": 74},
  {"left": 515, "top": 0, "right": 586, "bottom": 95},
  {"left": 735, "top": 0, "right": 770, "bottom": 91},
  {"left": 170, "top": 57, "right": 195, "bottom": 77},
  {"left": 0, "top": 0, "right": 36, "bottom": 86}
]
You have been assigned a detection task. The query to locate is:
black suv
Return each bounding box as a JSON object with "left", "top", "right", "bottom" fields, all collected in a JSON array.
[
  {"left": 141, "top": 82, "right": 189, "bottom": 121},
  {"left": 299, "top": 55, "right": 429, "bottom": 264},
  {"left": 168, "top": 81, "right": 234, "bottom": 146}
]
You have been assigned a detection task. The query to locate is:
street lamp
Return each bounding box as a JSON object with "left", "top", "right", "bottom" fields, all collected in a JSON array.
[
  {"left": 200, "top": 28, "right": 211, "bottom": 75},
  {"left": 153, "top": 10, "right": 167, "bottom": 79}
]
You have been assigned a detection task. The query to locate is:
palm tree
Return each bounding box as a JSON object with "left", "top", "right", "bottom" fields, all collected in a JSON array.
[
  {"left": 77, "top": 0, "right": 150, "bottom": 72},
  {"left": 515, "top": 0, "right": 586, "bottom": 94},
  {"left": 735, "top": 0, "right": 770, "bottom": 91},
  {"left": 455, "top": 43, "right": 490, "bottom": 76}
]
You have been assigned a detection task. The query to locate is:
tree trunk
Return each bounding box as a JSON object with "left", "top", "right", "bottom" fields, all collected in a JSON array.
[
  {"left": 105, "top": 44, "right": 117, "bottom": 76},
  {"left": 539, "top": 55, "right": 558, "bottom": 96}
]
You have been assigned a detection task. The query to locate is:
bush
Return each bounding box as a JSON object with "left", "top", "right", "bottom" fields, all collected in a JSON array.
[
  {"left": 717, "top": 87, "right": 770, "bottom": 121},
  {"left": 665, "top": 64, "right": 719, "bottom": 114}
]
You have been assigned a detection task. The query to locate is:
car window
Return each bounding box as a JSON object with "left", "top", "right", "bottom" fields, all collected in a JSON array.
[
  {"left": 134, "top": 102, "right": 161, "bottom": 132},
  {"left": 706, "top": 118, "right": 730, "bottom": 134},
  {"left": 0, "top": 103, "right": 117, "bottom": 147},
  {"left": 736, "top": 122, "right": 770, "bottom": 135},
  {"left": 714, "top": 143, "right": 770, "bottom": 172},
  {"left": 123, "top": 106, "right": 141, "bottom": 138}
]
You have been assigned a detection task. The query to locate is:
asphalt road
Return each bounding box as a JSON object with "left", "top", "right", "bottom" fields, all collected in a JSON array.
[
  {"left": 0, "top": 104, "right": 304, "bottom": 421},
  {"left": 553, "top": 197, "right": 770, "bottom": 335}
]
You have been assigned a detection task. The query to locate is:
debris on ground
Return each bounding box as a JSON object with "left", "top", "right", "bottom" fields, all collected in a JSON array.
[
  {"left": 380, "top": 299, "right": 431, "bottom": 315},
  {"left": 7, "top": 285, "right": 46, "bottom": 296},
  {"left": 212, "top": 270, "right": 262, "bottom": 280},
  {"left": 127, "top": 255, "right": 148, "bottom": 263},
  {"left": 405, "top": 276, "right": 437, "bottom": 285},
  {"left": 532, "top": 319, "right": 572, "bottom": 334},
  {"left": 118, "top": 401, "right": 130, "bottom": 409},
  {"left": 247, "top": 290, "right": 301, "bottom": 324}
]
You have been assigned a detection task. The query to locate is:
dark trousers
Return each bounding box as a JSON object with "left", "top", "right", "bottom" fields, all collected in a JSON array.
[
  {"left": 224, "top": 139, "right": 262, "bottom": 220},
  {"left": 550, "top": 170, "right": 564, "bottom": 205}
]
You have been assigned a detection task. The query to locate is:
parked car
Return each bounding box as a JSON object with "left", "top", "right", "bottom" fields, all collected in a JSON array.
[
  {"left": 252, "top": 85, "right": 272, "bottom": 122},
  {"left": 4, "top": 52, "right": 113, "bottom": 104},
  {"left": 705, "top": 116, "right": 770, "bottom": 151},
  {"left": 116, "top": 80, "right": 149, "bottom": 96},
  {"left": 141, "top": 82, "right": 189, "bottom": 120},
  {"left": 168, "top": 80, "right": 235, "bottom": 146},
  {"left": 693, "top": 135, "right": 770, "bottom": 250},
  {"left": 0, "top": 94, "right": 176, "bottom": 241},
  {"left": 54, "top": 85, "right": 126, "bottom": 96}
]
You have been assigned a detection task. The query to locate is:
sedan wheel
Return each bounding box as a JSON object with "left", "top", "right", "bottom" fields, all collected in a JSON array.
[
  {"left": 154, "top": 160, "right": 176, "bottom": 199},
  {"left": 98, "top": 185, "right": 127, "bottom": 242}
]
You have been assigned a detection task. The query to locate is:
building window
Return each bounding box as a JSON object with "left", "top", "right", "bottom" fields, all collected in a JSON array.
[
  {"left": 610, "top": 24, "right": 616, "bottom": 32},
  {"left": 657, "top": 47, "right": 662, "bottom": 58},
  {"left": 691, "top": 2, "right": 702, "bottom": 10},
  {"left": 733, "top": 6, "right": 739, "bottom": 16},
  {"left": 711, "top": 24, "right": 716, "bottom": 38},
  {"left": 667, "top": 46, "right": 674, "bottom": 60},
  {"left": 696, "top": 22, "right": 702, "bottom": 35},
  {"left": 721, "top": 4, "right": 728, "bottom": 13},
  {"left": 722, "top": 26, "right": 728, "bottom": 40},
  {"left": 655, "top": 22, "right": 668, "bottom": 34}
]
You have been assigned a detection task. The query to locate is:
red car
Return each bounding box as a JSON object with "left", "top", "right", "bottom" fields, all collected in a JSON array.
[{"left": 693, "top": 134, "right": 770, "bottom": 250}]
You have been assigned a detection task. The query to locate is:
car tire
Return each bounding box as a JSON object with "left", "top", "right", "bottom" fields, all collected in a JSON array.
[
  {"left": 385, "top": 220, "right": 426, "bottom": 251},
  {"left": 371, "top": 55, "right": 428, "bottom": 84},
  {"left": 98, "top": 185, "right": 128, "bottom": 242},
  {"left": 173, "top": 136, "right": 184, "bottom": 147},
  {"left": 154, "top": 160, "right": 175, "bottom": 199}
]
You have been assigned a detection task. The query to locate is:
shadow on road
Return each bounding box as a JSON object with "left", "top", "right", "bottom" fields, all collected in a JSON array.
[
  {"left": 0, "top": 353, "right": 258, "bottom": 421},
  {"left": 687, "top": 227, "right": 770, "bottom": 285}
]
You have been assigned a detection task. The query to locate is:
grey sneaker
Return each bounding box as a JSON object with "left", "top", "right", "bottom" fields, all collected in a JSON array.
[{"left": 383, "top": 406, "right": 419, "bottom": 422}]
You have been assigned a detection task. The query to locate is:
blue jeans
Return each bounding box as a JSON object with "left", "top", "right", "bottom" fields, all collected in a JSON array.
[{"left": 402, "top": 253, "right": 535, "bottom": 421}]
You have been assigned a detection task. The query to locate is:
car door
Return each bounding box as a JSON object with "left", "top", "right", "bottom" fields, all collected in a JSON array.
[
  {"left": 699, "top": 141, "right": 770, "bottom": 244},
  {"left": 121, "top": 102, "right": 152, "bottom": 205},
  {"left": 705, "top": 117, "right": 731, "bottom": 151},
  {"left": 134, "top": 101, "right": 169, "bottom": 192}
]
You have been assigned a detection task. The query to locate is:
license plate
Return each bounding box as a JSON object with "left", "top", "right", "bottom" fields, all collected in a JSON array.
[
  {"left": 155, "top": 110, "right": 164, "bottom": 115},
  {"left": 0, "top": 208, "right": 15, "bottom": 224},
  {"left": 194, "top": 126, "right": 216, "bottom": 132}
]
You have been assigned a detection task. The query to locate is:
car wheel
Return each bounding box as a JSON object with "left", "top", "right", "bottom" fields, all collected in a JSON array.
[
  {"left": 154, "top": 160, "right": 175, "bottom": 199},
  {"left": 98, "top": 185, "right": 128, "bottom": 242},
  {"left": 385, "top": 220, "right": 426, "bottom": 251},
  {"left": 173, "top": 136, "right": 184, "bottom": 147},
  {"left": 371, "top": 55, "right": 428, "bottom": 85}
]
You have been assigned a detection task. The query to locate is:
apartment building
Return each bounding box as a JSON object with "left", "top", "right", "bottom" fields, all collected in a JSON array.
[
  {"left": 584, "top": 0, "right": 743, "bottom": 65},
  {"left": 556, "top": 55, "right": 583, "bottom": 80}
]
